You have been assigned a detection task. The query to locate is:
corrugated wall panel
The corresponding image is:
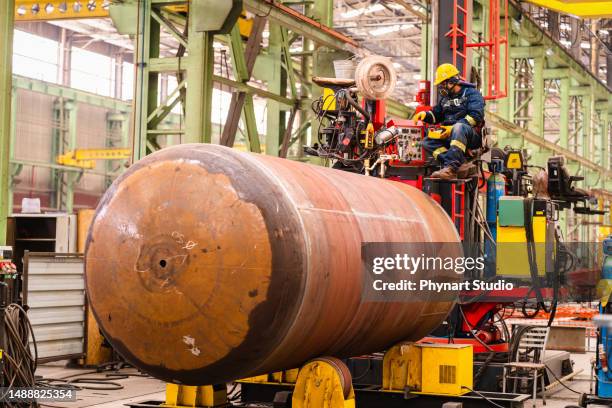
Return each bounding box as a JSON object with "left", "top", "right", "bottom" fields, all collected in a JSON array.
[
  {"left": 14, "top": 89, "right": 54, "bottom": 194},
  {"left": 13, "top": 87, "right": 132, "bottom": 210},
  {"left": 75, "top": 104, "right": 109, "bottom": 194}
]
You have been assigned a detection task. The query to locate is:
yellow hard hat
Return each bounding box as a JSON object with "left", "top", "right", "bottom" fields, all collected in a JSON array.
[{"left": 434, "top": 63, "right": 460, "bottom": 85}]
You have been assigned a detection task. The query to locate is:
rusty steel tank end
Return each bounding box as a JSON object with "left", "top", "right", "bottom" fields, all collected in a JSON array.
[{"left": 85, "top": 143, "right": 460, "bottom": 385}]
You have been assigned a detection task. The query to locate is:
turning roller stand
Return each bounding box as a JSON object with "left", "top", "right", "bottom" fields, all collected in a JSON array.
[
  {"left": 292, "top": 357, "right": 355, "bottom": 408},
  {"left": 163, "top": 384, "right": 227, "bottom": 407},
  {"left": 126, "top": 384, "right": 227, "bottom": 408}
]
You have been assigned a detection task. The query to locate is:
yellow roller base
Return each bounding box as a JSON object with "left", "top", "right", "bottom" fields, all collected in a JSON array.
[
  {"left": 163, "top": 384, "right": 226, "bottom": 408},
  {"left": 292, "top": 358, "right": 355, "bottom": 408}
]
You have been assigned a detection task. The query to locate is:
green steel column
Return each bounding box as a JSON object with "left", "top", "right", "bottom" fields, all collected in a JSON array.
[
  {"left": 559, "top": 76, "right": 570, "bottom": 148},
  {"left": 51, "top": 101, "right": 62, "bottom": 209},
  {"left": 593, "top": 109, "right": 602, "bottom": 168},
  {"left": 532, "top": 56, "right": 544, "bottom": 138},
  {"left": 64, "top": 100, "right": 77, "bottom": 214},
  {"left": 228, "top": 25, "right": 260, "bottom": 152},
  {"left": 265, "top": 24, "right": 282, "bottom": 156},
  {"left": 312, "top": 0, "right": 333, "bottom": 26},
  {"left": 603, "top": 111, "right": 610, "bottom": 171},
  {"left": 8, "top": 86, "right": 15, "bottom": 215},
  {"left": 132, "top": 0, "right": 159, "bottom": 160},
  {"left": 594, "top": 108, "right": 606, "bottom": 169},
  {"left": 310, "top": 0, "right": 344, "bottom": 158},
  {"left": 583, "top": 92, "right": 592, "bottom": 159},
  {"left": 497, "top": 55, "right": 517, "bottom": 147},
  {"left": 420, "top": 17, "right": 431, "bottom": 81},
  {"left": 0, "top": 1, "right": 13, "bottom": 243},
  {"left": 185, "top": 27, "right": 214, "bottom": 143},
  {"left": 300, "top": 23, "right": 314, "bottom": 153}
]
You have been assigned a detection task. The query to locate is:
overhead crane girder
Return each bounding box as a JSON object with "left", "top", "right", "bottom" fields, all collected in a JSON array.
[{"left": 521, "top": 0, "right": 612, "bottom": 18}]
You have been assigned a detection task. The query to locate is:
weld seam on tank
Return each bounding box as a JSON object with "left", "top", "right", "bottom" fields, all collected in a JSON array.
[{"left": 234, "top": 149, "right": 312, "bottom": 376}]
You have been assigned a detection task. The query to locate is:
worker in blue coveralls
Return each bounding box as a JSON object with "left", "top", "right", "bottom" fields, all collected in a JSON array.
[{"left": 413, "top": 63, "right": 485, "bottom": 180}]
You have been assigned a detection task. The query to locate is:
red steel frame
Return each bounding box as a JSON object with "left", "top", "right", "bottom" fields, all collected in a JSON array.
[
  {"left": 452, "top": 183, "right": 466, "bottom": 240},
  {"left": 446, "top": 0, "right": 509, "bottom": 100}
]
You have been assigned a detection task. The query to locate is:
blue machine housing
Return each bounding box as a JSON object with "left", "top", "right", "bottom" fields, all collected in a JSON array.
[
  {"left": 597, "top": 236, "right": 612, "bottom": 398},
  {"left": 484, "top": 160, "right": 505, "bottom": 277}
]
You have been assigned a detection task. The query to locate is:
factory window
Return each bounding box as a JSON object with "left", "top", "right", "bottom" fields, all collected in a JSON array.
[
  {"left": 12, "top": 30, "right": 59, "bottom": 83},
  {"left": 71, "top": 47, "right": 112, "bottom": 96},
  {"left": 122, "top": 62, "right": 134, "bottom": 101},
  {"left": 166, "top": 75, "right": 183, "bottom": 115}
]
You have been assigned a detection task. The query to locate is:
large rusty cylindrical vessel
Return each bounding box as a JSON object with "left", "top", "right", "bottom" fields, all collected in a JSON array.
[{"left": 85, "top": 144, "right": 460, "bottom": 385}]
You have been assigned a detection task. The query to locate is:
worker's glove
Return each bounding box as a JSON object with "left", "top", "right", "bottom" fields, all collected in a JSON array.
[
  {"left": 428, "top": 125, "right": 453, "bottom": 140},
  {"left": 412, "top": 111, "right": 430, "bottom": 122},
  {"left": 440, "top": 125, "right": 453, "bottom": 138}
]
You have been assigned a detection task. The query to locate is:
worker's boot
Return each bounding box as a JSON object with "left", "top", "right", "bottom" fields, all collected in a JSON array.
[
  {"left": 430, "top": 167, "right": 457, "bottom": 180},
  {"left": 457, "top": 162, "right": 478, "bottom": 179}
]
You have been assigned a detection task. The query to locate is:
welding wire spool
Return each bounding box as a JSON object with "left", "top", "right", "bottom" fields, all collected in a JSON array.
[
  {"left": 355, "top": 56, "right": 397, "bottom": 100},
  {"left": 310, "top": 357, "right": 352, "bottom": 399}
]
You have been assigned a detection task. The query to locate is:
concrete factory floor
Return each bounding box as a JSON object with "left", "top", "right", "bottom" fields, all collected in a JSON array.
[
  {"left": 34, "top": 363, "right": 166, "bottom": 408},
  {"left": 35, "top": 346, "right": 599, "bottom": 408}
]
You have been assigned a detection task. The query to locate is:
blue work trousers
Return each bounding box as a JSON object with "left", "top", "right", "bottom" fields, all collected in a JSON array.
[{"left": 423, "top": 123, "right": 481, "bottom": 170}]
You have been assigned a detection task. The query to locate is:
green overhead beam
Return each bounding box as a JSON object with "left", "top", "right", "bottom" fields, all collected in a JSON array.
[
  {"left": 12, "top": 75, "right": 131, "bottom": 111},
  {"left": 10, "top": 159, "right": 118, "bottom": 177},
  {"left": 595, "top": 100, "right": 611, "bottom": 111},
  {"left": 244, "top": 0, "right": 356, "bottom": 50},
  {"left": 543, "top": 68, "right": 570, "bottom": 79},
  {"left": 213, "top": 75, "right": 295, "bottom": 107},
  {"left": 510, "top": 46, "right": 544, "bottom": 59},
  {"left": 510, "top": 0, "right": 611, "bottom": 98},
  {"left": 569, "top": 86, "right": 592, "bottom": 96},
  {"left": 487, "top": 111, "right": 610, "bottom": 178}
]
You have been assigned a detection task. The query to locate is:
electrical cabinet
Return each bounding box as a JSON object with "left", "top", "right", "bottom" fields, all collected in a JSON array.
[{"left": 7, "top": 213, "right": 77, "bottom": 272}]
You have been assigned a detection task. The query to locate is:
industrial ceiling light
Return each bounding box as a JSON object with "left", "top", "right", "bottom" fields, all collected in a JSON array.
[
  {"left": 16, "top": 5, "right": 26, "bottom": 15},
  {"left": 73, "top": 1, "right": 82, "bottom": 12},
  {"left": 102, "top": 0, "right": 110, "bottom": 9},
  {"left": 58, "top": 2, "right": 67, "bottom": 12},
  {"left": 341, "top": 4, "right": 385, "bottom": 19},
  {"left": 87, "top": 0, "right": 96, "bottom": 11},
  {"left": 370, "top": 23, "right": 413, "bottom": 36},
  {"left": 31, "top": 3, "right": 40, "bottom": 14},
  {"left": 45, "top": 3, "right": 54, "bottom": 13}
]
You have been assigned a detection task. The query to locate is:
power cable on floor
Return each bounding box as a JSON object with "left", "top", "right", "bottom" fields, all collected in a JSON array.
[
  {"left": 543, "top": 363, "right": 582, "bottom": 394},
  {"left": 461, "top": 386, "right": 505, "bottom": 408},
  {"left": 1, "top": 303, "right": 38, "bottom": 408}
]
